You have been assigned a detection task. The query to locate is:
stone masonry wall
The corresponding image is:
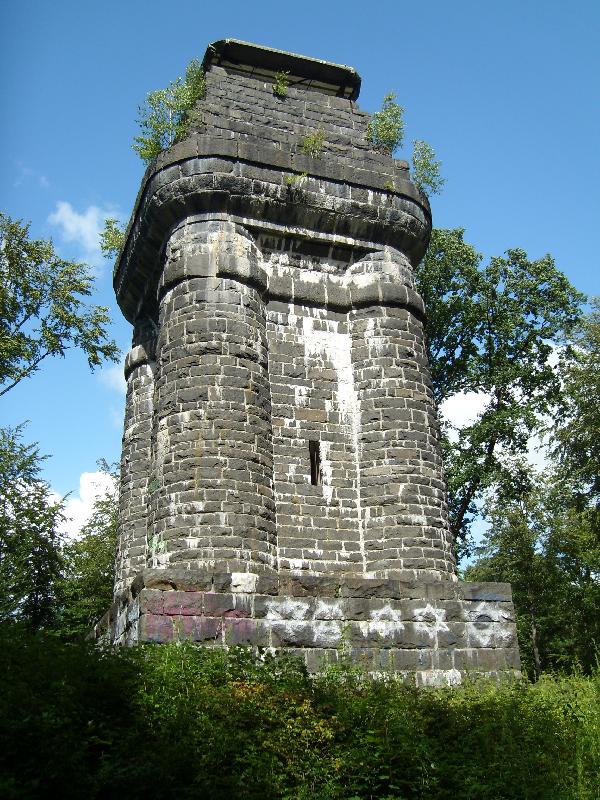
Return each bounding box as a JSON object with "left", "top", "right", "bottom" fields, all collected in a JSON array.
[
  {"left": 145, "top": 219, "right": 277, "bottom": 575},
  {"left": 192, "top": 65, "right": 395, "bottom": 177},
  {"left": 97, "top": 569, "right": 519, "bottom": 685}
]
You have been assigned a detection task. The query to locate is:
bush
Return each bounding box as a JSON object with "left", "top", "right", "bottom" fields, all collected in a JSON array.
[
  {"left": 133, "top": 59, "right": 206, "bottom": 164},
  {"left": 1, "top": 627, "right": 598, "bottom": 799},
  {"left": 367, "top": 92, "right": 404, "bottom": 155},
  {"left": 411, "top": 139, "right": 445, "bottom": 195}
]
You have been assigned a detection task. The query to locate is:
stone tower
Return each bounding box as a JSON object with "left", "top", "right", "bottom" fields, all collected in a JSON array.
[{"left": 98, "top": 40, "right": 520, "bottom": 683}]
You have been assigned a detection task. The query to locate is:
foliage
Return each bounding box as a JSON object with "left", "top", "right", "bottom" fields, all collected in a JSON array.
[
  {"left": 1, "top": 633, "right": 599, "bottom": 799},
  {"left": 467, "top": 487, "right": 600, "bottom": 678},
  {"left": 284, "top": 170, "right": 308, "bottom": 187},
  {"left": 417, "top": 229, "right": 584, "bottom": 545},
  {"left": 0, "top": 212, "right": 119, "bottom": 397},
  {"left": 0, "top": 426, "right": 64, "bottom": 629},
  {"left": 467, "top": 303, "right": 600, "bottom": 677},
  {"left": 411, "top": 139, "right": 445, "bottom": 195},
  {"left": 552, "top": 298, "right": 600, "bottom": 513},
  {"left": 99, "top": 217, "right": 126, "bottom": 261},
  {"left": 133, "top": 59, "right": 206, "bottom": 164},
  {"left": 367, "top": 92, "right": 405, "bottom": 155},
  {"left": 272, "top": 70, "right": 290, "bottom": 97},
  {"left": 58, "top": 462, "right": 118, "bottom": 640},
  {"left": 300, "top": 128, "right": 325, "bottom": 158}
]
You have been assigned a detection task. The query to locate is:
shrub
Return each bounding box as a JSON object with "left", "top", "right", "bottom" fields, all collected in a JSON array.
[
  {"left": 300, "top": 129, "right": 325, "bottom": 158},
  {"left": 367, "top": 92, "right": 404, "bottom": 154},
  {"left": 273, "top": 70, "right": 290, "bottom": 98},
  {"left": 411, "top": 139, "right": 445, "bottom": 195},
  {"left": 1, "top": 629, "right": 598, "bottom": 799},
  {"left": 133, "top": 59, "right": 206, "bottom": 164}
]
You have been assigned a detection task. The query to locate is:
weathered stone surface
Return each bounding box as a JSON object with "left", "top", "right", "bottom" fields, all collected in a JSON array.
[
  {"left": 104, "top": 39, "right": 520, "bottom": 682},
  {"left": 94, "top": 572, "right": 519, "bottom": 680}
]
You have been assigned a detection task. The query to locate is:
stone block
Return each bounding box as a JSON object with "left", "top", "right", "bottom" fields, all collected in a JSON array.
[
  {"left": 174, "top": 616, "right": 222, "bottom": 642},
  {"left": 203, "top": 593, "right": 236, "bottom": 616},
  {"left": 139, "top": 614, "right": 174, "bottom": 643},
  {"left": 163, "top": 591, "right": 204, "bottom": 616}
]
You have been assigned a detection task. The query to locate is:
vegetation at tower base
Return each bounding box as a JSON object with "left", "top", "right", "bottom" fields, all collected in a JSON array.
[
  {"left": 0, "top": 211, "right": 119, "bottom": 397},
  {"left": 1, "top": 631, "right": 598, "bottom": 799}
]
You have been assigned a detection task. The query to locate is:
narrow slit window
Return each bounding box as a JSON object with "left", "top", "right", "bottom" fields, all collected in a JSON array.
[{"left": 309, "top": 440, "right": 322, "bottom": 486}]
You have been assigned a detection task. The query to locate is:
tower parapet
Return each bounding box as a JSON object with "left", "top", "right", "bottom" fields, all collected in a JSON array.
[{"left": 102, "top": 40, "right": 520, "bottom": 683}]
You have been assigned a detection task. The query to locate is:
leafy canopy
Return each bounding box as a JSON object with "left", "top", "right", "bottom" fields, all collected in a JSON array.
[
  {"left": 0, "top": 425, "right": 64, "bottom": 629},
  {"left": 133, "top": 59, "right": 206, "bottom": 164},
  {"left": 58, "top": 461, "right": 118, "bottom": 640},
  {"left": 467, "top": 482, "right": 600, "bottom": 677},
  {"left": 0, "top": 211, "right": 119, "bottom": 397},
  {"left": 552, "top": 298, "right": 600, "bottom": 511},
  {"left": 418, "top": 228, "right": 584, "bottom": 543}
]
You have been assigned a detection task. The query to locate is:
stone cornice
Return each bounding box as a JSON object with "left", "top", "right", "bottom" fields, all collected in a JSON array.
[{"left": 114, "top": 135, "right": 431, "bottom": 323}]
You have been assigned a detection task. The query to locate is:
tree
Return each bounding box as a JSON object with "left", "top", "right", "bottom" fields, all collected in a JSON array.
[
  {"left": 467, "top": 484, "right": 600, "bottom": 677},
  {"left": 411, "top": 139, "right": 445, "bottom": 195},
  {"left": 0, "top": 211, "right": 120, "bottom": 629},
  {"left": 0, "top": 426, "right": 64, "bottom": 628},
  {"left": 133, "top": 59, "right": 206, "bottom": 163},
  {"left": 416, "top": 229, "right": 584, "bottom": 548},
  {"left": 0, "top": 211, "right": 119, "bottom": 397},
  {"left": 466, "top": 307, "right": 600, "bottom": 676},
  {"left": 552, "top": 298, "right": 600, "bottom": 514},
  {"left": 99, "top": 217, "right": 126, "bottom": 261},
  {"left": 367, "top": 91, "right": 404, "bottom": 155},
  {"left": 58, "top": 462, "right": 118, "bottom": 639}
]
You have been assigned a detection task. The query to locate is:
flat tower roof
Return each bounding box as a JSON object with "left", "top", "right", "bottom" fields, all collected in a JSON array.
[{"left": 202, "top": 38, "right": 362, "bottom": 100}]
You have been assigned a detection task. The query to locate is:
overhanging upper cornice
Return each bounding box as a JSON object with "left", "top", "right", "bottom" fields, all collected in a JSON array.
[{"left": 202, "top": 39, "right": 362, "bottom": 100}]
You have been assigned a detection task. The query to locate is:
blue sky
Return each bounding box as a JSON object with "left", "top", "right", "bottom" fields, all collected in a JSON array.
[{"left": 1, "top": 0, "right": 599, "bottom": 526}]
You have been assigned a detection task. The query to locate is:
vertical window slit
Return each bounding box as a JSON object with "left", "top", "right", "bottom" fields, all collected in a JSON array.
[{"left": 309, "top": 440, "right": 322, "bottom": 486}]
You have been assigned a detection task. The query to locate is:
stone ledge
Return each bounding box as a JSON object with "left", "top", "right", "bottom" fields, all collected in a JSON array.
[
  {"left": 122, "top": 568, "right": 513, "bottom": 603},
  {"left": 114, "top": 138, "right": 431, "bottom": 322}
]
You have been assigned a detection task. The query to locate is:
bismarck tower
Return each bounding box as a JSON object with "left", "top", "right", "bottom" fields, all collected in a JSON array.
[{"left": 98, "top": 40, "right": 520, "bottom": 683}]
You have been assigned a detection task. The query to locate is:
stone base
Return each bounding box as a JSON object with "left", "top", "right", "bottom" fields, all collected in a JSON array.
[{"left": 93, "top": 569, "right": 520, "bottom": 686}]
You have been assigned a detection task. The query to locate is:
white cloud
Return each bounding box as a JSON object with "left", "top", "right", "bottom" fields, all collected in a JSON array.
[
  {"left": 47, "top": 201, "right": 120, "bottom": 268},
  {"left": 439, "top": 389, "right": 552, "bottom": 472},
  {"left": 100, "top": 363, "right": 126, "bottom": 395},
  {"left": 52, "top": 471, "right": 116, "bottom": 541},
  {"left": 439, "top": 390, "right": 489, "bottom": 442},
  {"left": 14, "top": 162, "right": 50, "bottom": 189}
]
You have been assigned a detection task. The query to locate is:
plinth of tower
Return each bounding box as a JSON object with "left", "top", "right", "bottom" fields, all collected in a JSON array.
[{"left": 94, "top": 568, "right": 520, "bottom": 684}]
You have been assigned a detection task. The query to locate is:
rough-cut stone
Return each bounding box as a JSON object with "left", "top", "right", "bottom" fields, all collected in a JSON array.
[{"left": 102, "top": 38, "right": 520, "bottom": 683}]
